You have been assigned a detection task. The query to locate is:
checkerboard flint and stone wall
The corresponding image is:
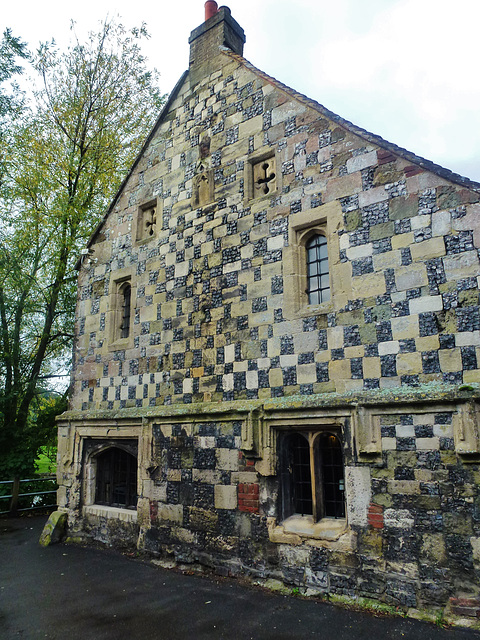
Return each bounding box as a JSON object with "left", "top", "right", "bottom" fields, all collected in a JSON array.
[
  {"left": 71, "top": 60, "right": 480, "bottom": 410},
  {"left": 61, "top": 22, "right": 480, "bottom": 616}
]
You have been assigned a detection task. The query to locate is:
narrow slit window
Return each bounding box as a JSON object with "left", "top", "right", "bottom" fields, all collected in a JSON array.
[
  {"left": 306, "top": 234, "right": 330, "bottom": 305},
  {"left": 120, "top": 284, "right": 131, "bottom": 339}
]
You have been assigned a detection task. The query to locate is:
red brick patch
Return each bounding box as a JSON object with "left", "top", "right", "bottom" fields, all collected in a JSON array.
[
  {"left": 377, "top": 149, "right": 397, "bottom": 165},
  {"left": 449, "top": 597, "right": 480, "bottom": 618},
  {"left": 238, "top": 483, "right": 260, "bottom": 513},
  {"left": 150, "top": 500, "right": 158, "bottom": 522},
  {"left": 404, "top": 165, "right": 423, "bottom": 178},
  {"left": 367, "top": 502, "right": 384, "bottom": 529}
]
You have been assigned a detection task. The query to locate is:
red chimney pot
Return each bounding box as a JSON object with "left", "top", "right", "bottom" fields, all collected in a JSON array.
[{"left": 205, "top": 1, "right": 218, "bottom": 21}]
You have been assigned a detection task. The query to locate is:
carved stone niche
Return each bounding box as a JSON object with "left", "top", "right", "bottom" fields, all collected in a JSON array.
[
  {"left": 136, "top": 199, "right": 159, "bottom": 243},
  {"left": 192, "top": 168, "right": 215, "bottom": 207},
  {"left": 453, "top": 400, "right": 480, "bottom": 458}
]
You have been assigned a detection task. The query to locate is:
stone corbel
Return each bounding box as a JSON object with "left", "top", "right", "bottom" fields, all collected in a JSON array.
[
  {"left": 353, "top": 406, "right": 382, "bottom": 458},
  {"left": 453, "top": 401, "right": 480, "bottom": 457},
  {"left": 241, "top": 408, "right": 263, "bottom": 456}
]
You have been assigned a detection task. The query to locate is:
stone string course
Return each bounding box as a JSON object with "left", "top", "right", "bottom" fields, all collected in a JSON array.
[{"left": 59, "top": 17, "right": 480, "bottom": 624}]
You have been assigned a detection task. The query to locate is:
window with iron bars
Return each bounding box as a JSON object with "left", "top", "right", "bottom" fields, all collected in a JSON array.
[{"left": 278, "top": 431, "right": 345, "bottom": 522}]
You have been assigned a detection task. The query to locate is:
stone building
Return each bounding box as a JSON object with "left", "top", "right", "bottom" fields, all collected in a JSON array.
[{"left": 58, "top": 3, "right": 480, "bottom": 616}]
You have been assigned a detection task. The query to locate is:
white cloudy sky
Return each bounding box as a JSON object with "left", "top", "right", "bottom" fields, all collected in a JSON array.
[{"left": 4, "top": 0, "right": 480, "bottom": 181}]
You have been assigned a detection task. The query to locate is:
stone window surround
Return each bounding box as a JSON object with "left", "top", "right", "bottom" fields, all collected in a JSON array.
[
  {"left": 107, "top": 267, "right": 136, "bottom": 351},
  {"left": 283, "top": 201, "right": 341, "bottom": 319},
  {"left": 134, "top": 198, "right": 160, "bottom": 245},
  {"left": 82, "top": 437, "right": 139, "bottom": 513},
  {"left": 244, "top": 148, "right": 280, "bottom": 203}
]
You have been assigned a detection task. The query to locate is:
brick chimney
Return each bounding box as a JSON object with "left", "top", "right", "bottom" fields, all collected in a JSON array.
[{"left": 189, "top": 4, "right": 246, "bottom": 85}]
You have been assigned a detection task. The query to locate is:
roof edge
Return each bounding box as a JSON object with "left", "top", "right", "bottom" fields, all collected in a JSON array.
[
  {"left": 76, "top": 69, "right": 190, "bottom": 269},
  {"left": 221, "top": 48, "right": 480, "bottom": 194}
]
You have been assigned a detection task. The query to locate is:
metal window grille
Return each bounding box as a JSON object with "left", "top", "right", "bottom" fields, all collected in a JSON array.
[
  {"left": 120, "top": 284, "right": 131, "bottom": 338},
  {"left": 95, "top": 448, "right": 137, "bottom": 509},
  {"left": 289, "top": 433, "right": 313, "bottom": 516},
  {"left": 319, "top": 433, "right": 345, "bottom": 519},
  {"left": 306, "top": 234, "right": 330, "bottom": 304}
]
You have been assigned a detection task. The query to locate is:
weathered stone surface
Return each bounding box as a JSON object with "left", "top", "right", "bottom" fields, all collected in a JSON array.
[{"left": 39, "top": 511, "right": 68, "bottom": 547}]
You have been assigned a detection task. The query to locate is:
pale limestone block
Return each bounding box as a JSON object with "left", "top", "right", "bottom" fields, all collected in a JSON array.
[
  {"left": 279, "top": 354, "right": 297, "bottom": 367},
  {"left": 416, "top": 437, "right": 440, "bottom": 450},
  {"left": 346, "top": 151, "right": 377, "bottom": 174},
  {"left": 363, "top": 357, "right": 381, "bottom": 378},
  {"left": 269, "top": 368, "right": 283, "bottom": 387},
  {"left": 391, "top": 316, "right": 420, "bottom": 340},
  {"left": 328, "top": 326, "right": 344, "bottom": 349},
  {"left": 267, "top": 235, "right": 284, "bottom": 251},
  {"left": 294, "top": 332, "right": 318, "bottom": 353},
  {"left": 433, "top": 423, "right": 453, "bottom": 438},
  {"left": 455, "top": 204, "right": 480, "bottom": 248},
  {"left": 395, "top": 425, "right": 415, "bottom": 437},
  {"left": 233, "top": 360, "right": 248, "bottom": 372},
  {"left": 411, "top": 214, "right": 431, "bottom": 230},
  {"left": 183, "top": 378, "right": 193, "bottom": 394},
  {"left": 339, "top": 233, "right": 350, "bottom": 250},
  {"left": 223, "top": 373, "right": 234, "bottom": 391},
  {"left": 345, "top": 466, "right": 371, "bottom": 527},
  {"left": 167, "top": 469, "right": 181, "bottom": 482},
  {"left": 246, "top": 370, "right": 258, "bottom": 389},
  {"left": 444, "top": 251, "right": 480, "bottom": 281},
  {"left": 383, "top": 508, "right": 415, "bottom": 529},
  {"left": 431, "top": 210, "right": 452, "bottom": 237},
  {"left": 464, "top": 370, "right": 480, "bottom": 383},
  {"left": 396, "top": 352, "right": 422, "bottom": 376},
  {"left": 373, "top": 251, "right": 402, "bottom": 271},
  {"left": 329, "top": 359, "right": 351, "bottom": 381},
  {"left": 224, "top": 343, "right": 235, "bottom": 363},
  {"left": 351, "top": 272, "right": 386, "bottom": 298},
  {"left": 406, "top": 172, "right": 449, "bottom": 193},
  {"left": 382, "top": 437, "right": 397, "bottom": 450},
  {"left": 197, "top": 436, "right": 216, "bottom": 448},
  {"left": 410, "top": 236, "right": 446, "bottom": 261},
  {"left": 415, "top": 335, "right": 440, "bottom": 351},
  {"left": 391, "top": 231, "right": 415, "bottom": 250},
  {"left": 344, "top": 345, "right": 364, "bottom": 359},
  {"left": 271, "top": 101, "right": 306, "bottom": 126},
  {"left": 358, "top": 186, "right": 388, "bottom": 207},
  {"left": 439, "top": 349, "right": 462, "bottom": 372},
  {"left": 214, "top": 485, "right": 237, "bottom": 510},
  {"left": 395, "top": 264, "right": 428, "bottom": 291},
  {"left": 217, "top": 448, "right": 237, "bottom": 472},
  {"left": 324, "top": 172, "right": 363, "bottom": 202},
  {"left": 378, "top": 341, "right": 400, "bottom": 355},
  {"left": 470, "top": 537, "right": 480, "bottom": 563},
  {"left": 455, "top": 331, "right": 480, "bottom": 347},
  {"left": 241, "top": 244, "right": 254, "bottom": 259},
  {"left": 295, "top": 363, "right": 317, "bottom": 385},
  {"left": 157, "top": 503, "right": 183, "bottom": 524},
  {"left": 346, "top": 243, "right": 373, "bottom": 260},
  {"left": 409, "top": 295, "right": 443, "bottom": 314},
  {"left": 387, "top": 480, "right": 420, "bottom": 495}
]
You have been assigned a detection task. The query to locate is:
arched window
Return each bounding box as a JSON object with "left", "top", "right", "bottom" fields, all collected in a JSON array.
[
  {"left": 279, "top": 431, "right": 345, "bottom": 522},
  {"left": 95, "top": 447, "right": 137, "bottom": 509},
  {"left": 120, "top": 283, "right": 131, "bottom": 339},
  {"left": 306, "top": 234, "right": 330, "bottom": 305}
]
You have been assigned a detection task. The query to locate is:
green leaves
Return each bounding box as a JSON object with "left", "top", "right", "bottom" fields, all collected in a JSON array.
[{"left": 0, "top": 18, "right": 165, "bottom": 478}]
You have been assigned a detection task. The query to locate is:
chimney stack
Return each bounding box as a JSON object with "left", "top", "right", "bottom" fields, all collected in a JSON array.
[
  {"left": 205, "top": 1, "right": 219, "bottom": 21},
  {"left": 189, "top": 5, "right": 245, "bottom": 85}
]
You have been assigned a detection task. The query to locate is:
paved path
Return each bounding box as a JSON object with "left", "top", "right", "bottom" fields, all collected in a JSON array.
[{"left": 1, "top": 516, "right": 480, "bottom": 640}]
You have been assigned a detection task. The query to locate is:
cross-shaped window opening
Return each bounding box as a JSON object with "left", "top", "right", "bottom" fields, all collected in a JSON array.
[{"left": 253, "top": 157, "right": 276, "bottom": 196}]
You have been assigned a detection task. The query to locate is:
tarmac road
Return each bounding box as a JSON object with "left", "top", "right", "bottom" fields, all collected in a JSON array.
[{"left": 1, "top": 515, "right": 480, "bottom": 640}]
